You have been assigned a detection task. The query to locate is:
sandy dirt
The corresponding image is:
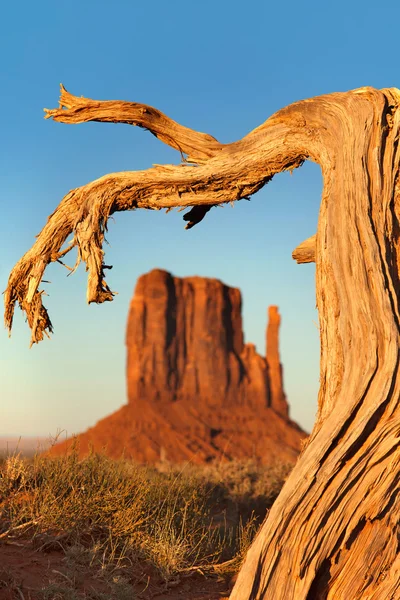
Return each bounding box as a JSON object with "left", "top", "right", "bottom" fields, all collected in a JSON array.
[{"left": 0, "top": 539, "right": 231, "bottom": 600}]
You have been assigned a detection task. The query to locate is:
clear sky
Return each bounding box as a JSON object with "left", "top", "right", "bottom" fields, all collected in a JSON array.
[{"left": 1, "top": 0, "right": 398, "bottom": 439}]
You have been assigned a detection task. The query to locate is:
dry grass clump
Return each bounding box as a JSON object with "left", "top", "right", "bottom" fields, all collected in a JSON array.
[
  {"left": 0, "top": 450, "right": 290, "bottom": 597},
  {"left": 190, "top": 458, "right": 291, "bottom": 504}
]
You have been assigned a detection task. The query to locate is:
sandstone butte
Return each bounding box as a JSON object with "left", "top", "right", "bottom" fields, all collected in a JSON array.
[{"left": 51, "top": 269, "right": 306, "bottom": 464}]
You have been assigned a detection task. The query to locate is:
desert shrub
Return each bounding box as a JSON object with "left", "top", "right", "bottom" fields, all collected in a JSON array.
[{"left": 0, "top": 450, "right": 290, "bottom": 585}]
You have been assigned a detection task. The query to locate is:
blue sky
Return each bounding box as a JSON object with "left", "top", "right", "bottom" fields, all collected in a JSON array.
[{"left": 1, "top": 0, "right": 398, "bottom": 438}]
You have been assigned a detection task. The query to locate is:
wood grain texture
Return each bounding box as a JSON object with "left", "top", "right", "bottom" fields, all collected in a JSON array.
[
  {"left": 231, "top": 87, "right": 400, "bottom": 599},
  {"left": 292, "top": 234, "right": 316, "bottom": 263},
  {"left": 5, "top": 86, "right": 400, "bottom": 599},
  {"left": 5, "top": 84, "right": 307, "bottom": 344}
]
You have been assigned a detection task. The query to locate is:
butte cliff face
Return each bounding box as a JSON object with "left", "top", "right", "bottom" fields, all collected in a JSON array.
[
  {"left": 266, "top": 306, "right": 289, "bottom": 418},
  {"left": 126, "top": 269, "right": 276, "bottom": 413},
  {"left": 51, "top": 269, "right": 306, "bottom": 464}
]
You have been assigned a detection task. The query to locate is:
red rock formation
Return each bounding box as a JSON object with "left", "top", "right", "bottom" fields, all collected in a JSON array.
[
  {"left": 266, "top": 306, "right": 289, "bottom": 418},
  {"left": 126, "top": 269, "right": 271, "bottom": 411},
  {"left": 51, "top": 270, "right": 306, "bottom": 464}
]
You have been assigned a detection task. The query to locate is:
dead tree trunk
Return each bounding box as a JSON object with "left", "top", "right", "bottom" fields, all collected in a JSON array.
[{"left": 5, "top": 86, "right": 400, "bottom": 598}]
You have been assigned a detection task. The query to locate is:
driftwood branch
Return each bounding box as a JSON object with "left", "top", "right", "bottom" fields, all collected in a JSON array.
[
  {"left": 292, "top": 234, "right": 316, "bottom": 263},
  {"left": 5, "top": 85, "right": 400, "bottom": 599},
  {"left": 5, "top": 85, "right": 309, "bottom": 345},
  {"left": 44, "top": 84, "right": 223, "bottom": 163}
]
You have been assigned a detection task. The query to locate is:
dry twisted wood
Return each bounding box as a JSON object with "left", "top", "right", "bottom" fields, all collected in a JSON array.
[
  {"left": 5, "top": 85, "right": 400, "bottom": 600},
  {"left": 5, "top": 85, "right": 307, "bottom": 344}
]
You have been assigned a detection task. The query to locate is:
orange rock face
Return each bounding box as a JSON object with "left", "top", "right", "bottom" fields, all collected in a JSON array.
[
  {"left": 266, "top": 306, "right": 289, "bottom": 418},
  {"left": 51, "top": 270, "right": 306, "bottom": 464},
  {"left": 126, "top": 269, "right": 271, "bottom": 411}
]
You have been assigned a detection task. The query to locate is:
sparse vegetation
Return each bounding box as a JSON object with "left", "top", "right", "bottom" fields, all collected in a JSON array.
[{"left": 0, "top": 450, "right": 290, "bottom": 598}]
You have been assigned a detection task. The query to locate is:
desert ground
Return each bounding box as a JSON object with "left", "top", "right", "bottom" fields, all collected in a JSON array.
[{"left": 0, "top": 451, "right": 289, "bottom": 599}]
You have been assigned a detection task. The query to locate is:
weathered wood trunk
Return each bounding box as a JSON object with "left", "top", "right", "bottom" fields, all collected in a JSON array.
[
  {"left": 232, "top": 89, "right": 400, "bottom": 599},
  {"left": 5, "top": 86, "right": 400, "bottom": 598}
]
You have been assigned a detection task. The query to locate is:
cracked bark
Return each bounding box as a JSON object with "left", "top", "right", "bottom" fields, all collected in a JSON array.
[
  {"left": 292, "top": 234, "right": 316, "bottom": 263},
  {"left": 5, "top": 85, "right": 400, "bottom": 599}
]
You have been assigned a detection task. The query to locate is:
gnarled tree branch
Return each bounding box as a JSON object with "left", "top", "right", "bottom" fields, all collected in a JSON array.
[
  {"left": 44, "top": 84, "right": 224, "bottom": 163},
  {"left": 5, "top": 85, "right": 400, "bottom": 600},
  {"left": 292, "top": 234, "right": 316, "bottom": 263},
  {"left": 5, "top": 85, "right": 311, "bottom": 345}
]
